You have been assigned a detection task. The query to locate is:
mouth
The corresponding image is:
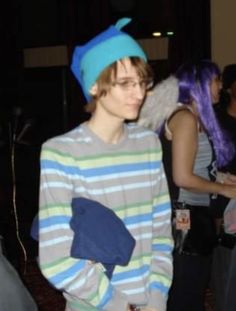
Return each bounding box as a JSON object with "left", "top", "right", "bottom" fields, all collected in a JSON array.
[
  {"left": 126, "top": 104, "right": 141, "bottom": 110},
  {"left": 128, "top": 101, "right": 142, "bottom": 107}
]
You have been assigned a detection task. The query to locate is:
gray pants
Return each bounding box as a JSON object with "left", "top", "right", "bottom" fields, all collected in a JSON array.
[
  {"left": 0, "top": 252, "right": 38, "bottom": 311},
  {"left": 224, "top": 244, "right": 236, "bottom": 311}
]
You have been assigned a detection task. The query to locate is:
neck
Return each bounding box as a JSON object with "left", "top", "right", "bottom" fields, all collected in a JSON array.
[{"left": 87, "top": 112, "right": 125, "bottom": 144}]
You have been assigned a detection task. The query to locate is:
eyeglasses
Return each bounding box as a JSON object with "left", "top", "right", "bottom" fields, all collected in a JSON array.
[{"left": 111, "top": 78, "right": 154, "bottom": 92}]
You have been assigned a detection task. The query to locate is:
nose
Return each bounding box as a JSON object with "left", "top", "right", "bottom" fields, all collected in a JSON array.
[{"left": 132, "top": 83, "right": 146, "bottom": 99}]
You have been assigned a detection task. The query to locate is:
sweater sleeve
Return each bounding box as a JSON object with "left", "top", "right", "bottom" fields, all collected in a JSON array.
[
  {"left": 38, "top": 143, "right": 129, "bottom": 311},
  {"left": 147, "top": 143, "right": 174, "bottom": 311}
]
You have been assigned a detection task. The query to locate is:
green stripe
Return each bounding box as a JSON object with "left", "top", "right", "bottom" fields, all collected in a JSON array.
[
  {"left": 150, "top": 271, "right": 172, "bottom": 285},
  {"left": 114, "top": 193, "right": 169, "bottom": 212},
  {"left": 40, "top": 257, "right": 73, "bottom": 270},
  {"left": 42, "top": 146, "right": 161, "bottom": 162}
]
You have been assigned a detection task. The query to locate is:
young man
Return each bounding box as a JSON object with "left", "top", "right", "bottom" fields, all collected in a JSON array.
[{"left": 38, "top": 18, "right": 173, "bottom": 311}]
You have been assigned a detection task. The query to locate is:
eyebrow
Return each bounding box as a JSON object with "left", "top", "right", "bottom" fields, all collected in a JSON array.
[{"left": 115, "top": 77, "right": 141, "bottom": 81}]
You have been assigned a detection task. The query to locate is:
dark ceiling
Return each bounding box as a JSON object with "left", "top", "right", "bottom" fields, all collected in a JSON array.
[
  {"left": 1, "top": 0, "right": 211, "bottom": 128},
  {"left": 16, "top": 0, "right": 175, "bottom": 48}
]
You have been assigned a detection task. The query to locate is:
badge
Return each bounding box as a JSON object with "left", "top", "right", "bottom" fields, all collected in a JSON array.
[{"left": 175, "top": 209, "right": 191, "bottom": 230}]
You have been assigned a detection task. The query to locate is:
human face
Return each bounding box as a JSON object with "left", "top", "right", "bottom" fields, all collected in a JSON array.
[
  {"left": 93, "top": 58, "right": 148, "bottom": 122},
  {"left": 210, "top": 75, "right": 222, "bottom": 104}
]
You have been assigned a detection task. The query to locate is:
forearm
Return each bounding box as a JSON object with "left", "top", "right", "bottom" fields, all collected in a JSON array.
[
  {"left": 39, "top": 215, "right": 129, "bottom": 310},
  {"left": 39, "top": 147, "right": 129, "bottom": 310},
  {"left": 174, "top": 173, "right": 233, "bottom": 197}
]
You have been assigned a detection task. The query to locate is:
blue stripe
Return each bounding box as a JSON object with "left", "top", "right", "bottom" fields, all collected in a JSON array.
[
  {"left": 41, "top": 160, "right": 79, "bottom": 175},
  {"left": 154, "top": 202, "right": 171, "bottom": 213},
  {"left": 50, "top": 260, "right": 86, "bottom": 285},
  {"left": 149, "top": 281, "right": 169, "bottom": 295},
  {"left": 83, "top": 162, "right": 160, "bottom": 177},
  {"left": 97, "top": 284, "right": 113, "bottom": 308},
  {"left": 40, "top": 216, "right": 71, "bottom": 228},
  {"left": 41, "top": 160, "right": 160, "bottom": 178},
  {"left": 125, "top": 213, "right": 152, "bottom": 225},
  {"left": 112, "top": 265, "right": 149, "bottom": 282},
  {"left": 152, "top": 244, "right": 173, "bottom": 252}
]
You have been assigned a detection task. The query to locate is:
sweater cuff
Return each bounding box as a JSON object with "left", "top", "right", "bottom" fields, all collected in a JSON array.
[
  {"left": 103, "top": 289, "right": 129, "bottom": 311},
  {"left": 148, "top": 291, "right": 167, "bottom": 311}
]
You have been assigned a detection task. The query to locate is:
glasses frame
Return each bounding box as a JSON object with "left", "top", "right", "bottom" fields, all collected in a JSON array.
[{"left": 111, "top": 78, "right": 154, "bottom": 92}]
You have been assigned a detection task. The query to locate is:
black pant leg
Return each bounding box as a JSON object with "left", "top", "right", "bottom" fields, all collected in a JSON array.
[{"left": 167, "top": 253, "right": 212, "bottom": 311}]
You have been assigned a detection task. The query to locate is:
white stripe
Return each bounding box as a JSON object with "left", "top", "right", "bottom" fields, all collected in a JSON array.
[
  {"left": 56, "top": 274, "right": 78, "bottom": 289},
  {"left": 41, "top": 182, "right": 73, "bottom": 191},
  {"left": 75, "top": 180, "right": 157, "bottom": 195},
  {"left": 154, "top": 209, "right": 171, "bottom": 217},
  {"left": 155, "top": 255, "right": 173, "bottom": 265},
  {"left": 123, "top": 286, "right": 146, "bottom": 295},
  {"left": 41, "top": 236, "right": 72, "bottom": 247},
  {"left": 153, "top": 220, "right": 171, "bottom": 228},
  {"left": 66, "top": 267, "right": 95, "bottom": 291},
  {"left": 41, "top": 168, "right": 159, "bottom": 183},
  {"left": 128, "top": 220, "right": 152, "bottom": 229},
  {"left": 112, "top": 271, "right": 149, "bottom": 286},
  {"left": 134, "top": 233, "right": 152, "bottom": 241},
  {"left": 83, "top": 169, "right": 158, "bottom": 183}
]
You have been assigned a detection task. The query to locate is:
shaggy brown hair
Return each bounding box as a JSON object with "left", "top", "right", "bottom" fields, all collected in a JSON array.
[{"left": 85, "top": 57, "right": 153, "bottom": 113}]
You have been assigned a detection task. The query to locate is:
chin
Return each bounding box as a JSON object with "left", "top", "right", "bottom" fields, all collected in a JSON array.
[
  {"left": 212, "top": 98, "right": 219, "bottom": 104},
  {"left": 125, "top": 106, "right": 140, "bottom": 118},
  {"left": 125, "top": 111, "right": 140, "bottom": 120}
]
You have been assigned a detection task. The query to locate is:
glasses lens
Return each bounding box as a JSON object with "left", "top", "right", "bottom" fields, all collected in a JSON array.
[{"left": 112, "top": 79, "right": 154, "bottom": 91}]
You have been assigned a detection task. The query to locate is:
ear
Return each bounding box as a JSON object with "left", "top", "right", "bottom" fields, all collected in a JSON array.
[{"left": 89, "top": 83, "right": 98, "bottom": 96}]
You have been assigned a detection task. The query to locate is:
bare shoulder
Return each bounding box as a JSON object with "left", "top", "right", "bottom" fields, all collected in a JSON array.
[{"left": 169, "top": 108, "right": 198, "bottom": 132}]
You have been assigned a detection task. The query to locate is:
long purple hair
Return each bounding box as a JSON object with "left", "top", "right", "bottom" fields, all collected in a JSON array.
[{"left": 176, "top": 60, "right": 235, "bottom": 168}]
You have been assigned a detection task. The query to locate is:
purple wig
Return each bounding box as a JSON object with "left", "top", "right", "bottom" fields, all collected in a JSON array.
[{"left": 176, "top": 60, "right": 235, "bottom": 168}]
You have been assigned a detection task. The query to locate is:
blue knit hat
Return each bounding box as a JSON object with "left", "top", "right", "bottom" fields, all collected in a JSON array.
[{"left": 71, "top": 18, "right": 147, "bottom": 102}]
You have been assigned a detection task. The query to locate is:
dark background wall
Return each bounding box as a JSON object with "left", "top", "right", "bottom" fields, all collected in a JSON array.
[{"left": 0, "top": 0, "right": 211, "bottom": 265}]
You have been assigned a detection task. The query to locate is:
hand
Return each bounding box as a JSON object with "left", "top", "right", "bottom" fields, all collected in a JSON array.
[
  {"left": 224, "top": 173, "right": 236, "bottom": 185},
  {"left": 217, "top": 172, "right": 236, "bottom": 185},
  {"left": 220, "top": 184, "right": 236, "bottom": 199}
]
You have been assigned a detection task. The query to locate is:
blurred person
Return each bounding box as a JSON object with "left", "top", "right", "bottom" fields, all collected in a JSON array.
[
  {"left": 210, "top": 64, "right": 236, "bottom": 311},
  {"left": 215, "top": 64, "right": 236, "bottom": 174},
  {"left": 0, "top": 245, "right": 38, "bottom": 311},
  {"left": 38, "top": 18, "right": 173, "bottom": 311},
  {"left": 138, "top": 60, "right": 236, "bottom": 311}
]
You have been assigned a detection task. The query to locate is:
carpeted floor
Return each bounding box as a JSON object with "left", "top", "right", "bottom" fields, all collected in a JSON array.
[{"left": 21, "top": 258, "right": 214, "bottom": 311}]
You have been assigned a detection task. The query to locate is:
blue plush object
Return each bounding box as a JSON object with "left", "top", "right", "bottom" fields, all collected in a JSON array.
[
  {"left": 30, "top": 215, "right": 39, "bottom": 241},
  {"left": 70, "top": 17, "right": 147, "bottom": 102},
  {"left": 70, "top": 197, "right": 136, "bottom": 279}
]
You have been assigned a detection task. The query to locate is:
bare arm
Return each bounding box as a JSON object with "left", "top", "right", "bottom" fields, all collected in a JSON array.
[{"left": 168, "top": 109, "right": 236, "bottom": 199}]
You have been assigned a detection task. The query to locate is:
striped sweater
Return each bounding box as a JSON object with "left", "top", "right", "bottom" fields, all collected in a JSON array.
[{"left": 39, "top": 122, "right": 173, "bottom": 311}]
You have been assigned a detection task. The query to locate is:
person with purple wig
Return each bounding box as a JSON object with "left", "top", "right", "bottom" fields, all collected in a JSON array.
[
  {"left": 138, "top": 59, "right": 236, "bottom": 311},
  {"left": 162, "top": 60, "right": 236, "bottom": 311}
]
